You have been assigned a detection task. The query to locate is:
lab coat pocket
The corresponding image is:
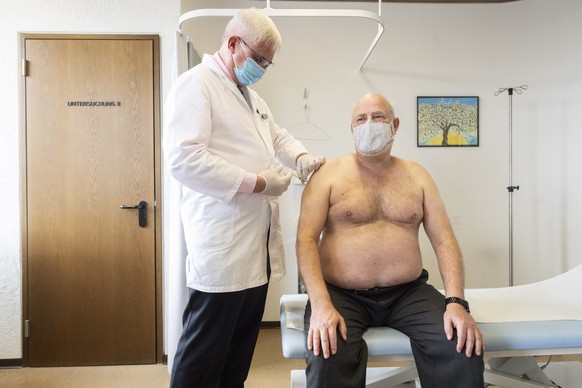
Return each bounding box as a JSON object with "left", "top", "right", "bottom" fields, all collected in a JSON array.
[
  {"left": 189, "top": 196, "right": 235, "bottom": 249},
  {"left": 257, "top": 118, "right": 273, "bottom": 149}
]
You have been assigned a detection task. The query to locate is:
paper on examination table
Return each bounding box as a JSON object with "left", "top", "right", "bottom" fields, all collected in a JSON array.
[
  {"left": 284, "top": 297, "right": 307, "bottom": 330},
  {"left": 466, "top": 265, "right": 582, "bottom": 323}
]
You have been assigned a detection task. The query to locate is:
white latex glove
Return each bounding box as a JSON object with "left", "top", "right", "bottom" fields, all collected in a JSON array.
[
  {"left": 259, "top": 165, "right": 293, "bottom": 196},
  {"left": 296, "top": 154, "right": 326, "bottom": 183}
]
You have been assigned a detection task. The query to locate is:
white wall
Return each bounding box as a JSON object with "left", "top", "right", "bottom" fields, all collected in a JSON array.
[
  {"left": 180, "top": 0, "right": 582, "bottom": 320},
  {"left": 0, "top": 0, "right": 180, "bottom": 360}
]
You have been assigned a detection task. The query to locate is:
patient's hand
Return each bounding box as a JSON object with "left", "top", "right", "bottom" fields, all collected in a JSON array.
[
  {"left": 308, "top": 304, "right": 348, "bottom": 359},
  {"left": 444, "top": 304, "right": 484, "bottom": 357}
]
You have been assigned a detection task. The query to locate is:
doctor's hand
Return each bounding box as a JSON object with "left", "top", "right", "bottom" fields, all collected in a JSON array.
[
  {"left": 444, "top": 304, "right": 484, "bottom": 358},
  {"left": 296, "top": 154, "right": 326, "bottom": 183},
  {"left": 258, "top": 165, "right": 293, "bottom": 196}
]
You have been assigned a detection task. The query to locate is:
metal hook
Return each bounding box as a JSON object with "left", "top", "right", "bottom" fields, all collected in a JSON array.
[
  {"left": 513, "top": 85, "right": 528, "bottom": 94},
  {"left": 494, "top": 85, "right": 528, "bottom": 96}
]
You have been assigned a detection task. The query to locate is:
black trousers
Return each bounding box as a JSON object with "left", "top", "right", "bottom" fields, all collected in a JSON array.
[
  {"left": 304, "top": 270, "right": 484, "bottom": 388},
  {"left": 170, "top": 283, "right": 269, "bottom": 388}
]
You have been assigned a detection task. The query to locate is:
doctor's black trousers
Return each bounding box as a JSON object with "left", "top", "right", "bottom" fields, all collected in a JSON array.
[{"left": 170, "top": 283, "right": 269, "bottom": 388}]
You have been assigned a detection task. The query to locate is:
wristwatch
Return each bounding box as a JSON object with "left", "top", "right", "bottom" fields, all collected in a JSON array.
[{"left": 445, "top": 296, "right": 470, "bottom": 313}]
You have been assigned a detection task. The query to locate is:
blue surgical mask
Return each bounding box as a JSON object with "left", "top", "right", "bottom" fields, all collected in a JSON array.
[{"left": 234, "top": 56, "right": 266, "bottom": 86}]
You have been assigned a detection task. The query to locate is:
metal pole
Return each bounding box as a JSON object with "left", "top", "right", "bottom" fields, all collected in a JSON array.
[
  {"left": 495, "top": 85, "right": 527, "bottom": 286},
  {"left": 508, "top": 88, "right": 515, "bottom": 286}
]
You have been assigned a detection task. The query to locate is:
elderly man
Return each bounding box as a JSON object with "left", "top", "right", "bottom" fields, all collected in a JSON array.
[
  {"left": 296, "top": 93, "right": 484, "bottom": 387},
  {"left": 164, "top": 8, "right": 325, "bottom": 388}
]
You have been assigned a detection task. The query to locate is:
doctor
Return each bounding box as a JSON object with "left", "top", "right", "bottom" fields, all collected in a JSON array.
[{"left": 164, "top": 8, "right": 325, "bottom": 388}]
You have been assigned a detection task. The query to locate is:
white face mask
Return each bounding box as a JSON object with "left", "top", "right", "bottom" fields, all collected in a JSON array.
[{"left": 352, "top": 121, "right": 395, "bottom": 155}]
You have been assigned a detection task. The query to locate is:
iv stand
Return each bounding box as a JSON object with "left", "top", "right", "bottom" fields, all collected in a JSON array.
[{"left": 495, "top": 85, "right": 527, "bottom": 286}]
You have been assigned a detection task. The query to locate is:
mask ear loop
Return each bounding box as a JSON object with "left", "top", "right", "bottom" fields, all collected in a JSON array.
[{"left": 230, "top": 36, "right": 243, "bottom": 70}]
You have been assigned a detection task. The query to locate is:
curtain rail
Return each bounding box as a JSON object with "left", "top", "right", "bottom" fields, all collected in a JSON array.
[{"left": 178, "top": 7, "right": 385, "bottom": 71}]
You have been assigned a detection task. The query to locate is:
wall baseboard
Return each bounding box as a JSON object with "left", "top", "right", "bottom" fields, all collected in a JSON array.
[{"left": 0, "top": 359, "right": 23, "bottom": 368}]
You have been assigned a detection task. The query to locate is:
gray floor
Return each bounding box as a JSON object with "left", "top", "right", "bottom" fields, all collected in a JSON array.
[
  {"left": 1, "top": 328, "right": 580, "bottom": 387},
  {"left": 0, "top": 328, "right": 303, "bottom": 388}
]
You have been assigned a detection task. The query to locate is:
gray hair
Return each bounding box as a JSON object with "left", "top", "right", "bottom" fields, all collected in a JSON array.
[{"left": 223, "top": 8, "right": 282, "bottom": 51}]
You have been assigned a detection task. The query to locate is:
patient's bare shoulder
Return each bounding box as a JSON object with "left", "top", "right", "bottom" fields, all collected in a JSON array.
[
  {"left": 396, "top": 158, "right": 434, "bottom": 184},
  {"left": 396, "top": 157, "right": 424, "bottom": 172},
  {"left": 309, "top": 154, "right": 355, "bottom": 183}
]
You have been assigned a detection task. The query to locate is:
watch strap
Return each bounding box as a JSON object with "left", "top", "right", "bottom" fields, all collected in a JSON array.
[{"left": 445, "top": 296, "right": 470, "bottom": 313}]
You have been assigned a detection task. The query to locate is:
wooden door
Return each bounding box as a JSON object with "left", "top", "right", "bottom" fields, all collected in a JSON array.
[{"left": 20, "top": 35, "right": 162, "bottom": 366}]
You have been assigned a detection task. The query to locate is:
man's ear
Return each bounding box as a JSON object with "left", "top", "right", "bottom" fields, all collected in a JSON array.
[
  {"left": 227, "top": 36, "right": 238, "bottom": 53},
  {"left": 392, "top": 117, "right": 400, "bottom": 133}
]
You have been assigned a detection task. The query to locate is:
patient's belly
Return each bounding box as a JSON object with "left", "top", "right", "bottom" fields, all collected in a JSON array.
[{"left": 319, "top": 223, "right": 424, "bottom": 289}]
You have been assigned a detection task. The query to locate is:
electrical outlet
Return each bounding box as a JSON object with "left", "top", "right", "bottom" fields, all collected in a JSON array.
[{"left": 450, "top": 214, "right": 462, "bottom": 225}]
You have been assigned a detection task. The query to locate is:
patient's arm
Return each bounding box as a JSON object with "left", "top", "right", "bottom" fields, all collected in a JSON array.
[
  {"left": 421, "top": 166, "right": 484, "bottom": 356},
  {"left": 296, "top": 164, "right": 347, "bottom": 359}
]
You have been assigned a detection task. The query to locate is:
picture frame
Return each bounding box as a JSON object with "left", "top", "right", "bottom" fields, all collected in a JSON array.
[{"left": 417, "top": 96, "right": 479, "bottom": 147}]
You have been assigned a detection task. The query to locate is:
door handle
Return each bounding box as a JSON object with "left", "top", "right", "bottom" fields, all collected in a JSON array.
[{"left": 120, "top": 200, "right": 147, "bottom": 228}]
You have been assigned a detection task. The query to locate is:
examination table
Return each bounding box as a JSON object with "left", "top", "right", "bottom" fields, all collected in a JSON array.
[{"left": 280, "top": 265, "right": 582, "bottom": 387}]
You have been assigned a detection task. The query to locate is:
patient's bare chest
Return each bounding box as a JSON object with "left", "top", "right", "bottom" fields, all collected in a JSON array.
[{"left": 329, "top": 179, "right": 423, "bottom": 226}]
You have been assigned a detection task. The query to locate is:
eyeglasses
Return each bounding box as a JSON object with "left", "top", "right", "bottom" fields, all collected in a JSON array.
[{"left": 238, "top": 37, "right": 274, "bottom": 69}]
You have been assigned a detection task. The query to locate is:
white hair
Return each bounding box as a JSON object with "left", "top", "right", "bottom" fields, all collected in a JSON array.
[{"left": 223, "top": 8, "right": 282, "bottom": 51}]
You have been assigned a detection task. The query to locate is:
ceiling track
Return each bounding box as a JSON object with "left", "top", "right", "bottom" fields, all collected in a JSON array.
[{"left": 179, "top": 1, "right": 385, "bottom": 71}]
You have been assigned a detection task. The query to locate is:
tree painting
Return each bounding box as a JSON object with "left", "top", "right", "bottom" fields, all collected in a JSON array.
[{"left": 417, "top": 97, "right": 479, "bottom": 147}]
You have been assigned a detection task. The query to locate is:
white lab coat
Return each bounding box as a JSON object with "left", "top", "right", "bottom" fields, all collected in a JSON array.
[{"left": 164, "top": 54, "right": 307, "bottom": 292}]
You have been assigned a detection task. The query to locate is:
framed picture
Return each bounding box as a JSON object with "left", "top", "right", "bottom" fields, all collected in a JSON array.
[{"left": 417, "top": 96, "right": 479, "bottom": 147}]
